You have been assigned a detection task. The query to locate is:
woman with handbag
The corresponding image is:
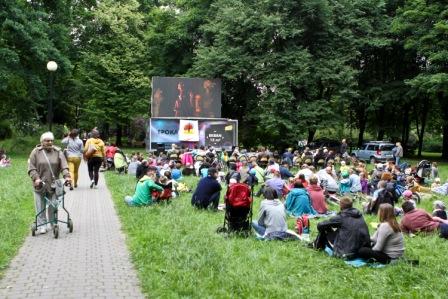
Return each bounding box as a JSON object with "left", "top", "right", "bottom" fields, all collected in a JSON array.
[
  {"left": 28, "top": 132, "right": 71, "bottom": 234},
  {"left": 84, "top": 129, "right": 106, "bottom": 189},
  {"left": 62, "top": 129, "right": 83, "bottom": 190}
]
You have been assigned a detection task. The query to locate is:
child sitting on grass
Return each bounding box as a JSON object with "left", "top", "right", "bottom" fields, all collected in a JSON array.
[{"left": 124, "top": 170, "right": 163, "bottom": 206}]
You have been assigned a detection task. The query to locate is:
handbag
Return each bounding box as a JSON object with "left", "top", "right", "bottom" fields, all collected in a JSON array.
[{"left": 84, "top": 143, "right": 96, "bottom": 159}]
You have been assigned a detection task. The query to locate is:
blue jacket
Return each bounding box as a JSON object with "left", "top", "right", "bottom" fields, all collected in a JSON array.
[
  {"left": 191, "top": 176, "right": 222, "bottom": 206},
  {"left": 285, "top": 188, "right": 316, "bottom": 217}
]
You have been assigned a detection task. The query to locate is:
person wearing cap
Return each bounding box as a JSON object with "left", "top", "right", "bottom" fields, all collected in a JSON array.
[
  {"left": 432, "top": 200, "right": 447, "bottom": 220},
  {"left": 28, "top": 132, "right": 71, "bottom": 234},
  {"left": 191, "top": 167, "right": 222, "bottom": 210},
  {"left": 84, "top": 129, "right": 106, "bottom": 189}
]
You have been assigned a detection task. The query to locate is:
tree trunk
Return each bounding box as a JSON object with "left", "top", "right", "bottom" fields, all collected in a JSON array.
[
  {"left": 357, "top": 109, "right": 366, "bottom": 148},
  {"left": 116, "top": 123, "right": 122, "bottom": 147},
  {"left": 377, "top": 130, "right": 385, "bottom": 141},
  {"left": 439, "top": 92, "right": 448, "bottom": 159},
  {"left": 307, "top": 129, "right": 316, "bottom": 144},
  {"left": 401, "top": 106, "right": 410, "bottom": 154},
  {"left": 417, "top": 97, "right": 430, "bottom": 157}
]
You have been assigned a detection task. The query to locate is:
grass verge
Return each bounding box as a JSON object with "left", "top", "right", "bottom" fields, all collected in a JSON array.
[
  {"left": 0, "top": 155, "right": 35, "bottom": 278},
  {"left": 106, "top": 161, "right": 448, "bottom": 298}
]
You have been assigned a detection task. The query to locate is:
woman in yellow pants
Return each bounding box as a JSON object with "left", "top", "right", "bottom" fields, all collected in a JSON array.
[{"left": 62, "top": 129, "right": 84, "bottom": 189}]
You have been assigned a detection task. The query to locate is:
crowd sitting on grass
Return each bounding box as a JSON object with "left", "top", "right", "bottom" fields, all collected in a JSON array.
[{"left": 114, "top": 142, "right": 448, "bottom": 264}]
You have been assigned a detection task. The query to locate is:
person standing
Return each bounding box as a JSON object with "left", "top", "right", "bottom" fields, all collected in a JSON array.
[
  {"left": 84, "top": 129, "right": 106, "bottom": 189},
  {"left": 340, "top": 139, "right": 348, "bottom": 158},
  {"left": 28, "top": 132, "right": 71, "bottom": 234},
  {"left": 393, "top": 142, "right": 403, "bottom": 165},
  {"left": 62, "top": 129, "right": 83, "bottom": 190}
]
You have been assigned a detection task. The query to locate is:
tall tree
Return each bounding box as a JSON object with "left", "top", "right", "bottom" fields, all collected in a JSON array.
[
  {"left": 76, "top": 0, "right": 150, "bottom": 144},
  {"left": 392, "top": 0, "right": 448, "bottom": 158}
]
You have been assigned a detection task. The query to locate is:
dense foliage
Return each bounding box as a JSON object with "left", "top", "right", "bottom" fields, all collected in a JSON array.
[{"left": 0, "top": 0, "right": 446, "bottom": 155}]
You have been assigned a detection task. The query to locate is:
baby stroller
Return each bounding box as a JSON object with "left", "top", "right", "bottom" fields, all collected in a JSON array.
[
  {"left": 31, "top": 179, "right": 73, "bottom": 239},
  {"left": 414, "top": 160, "right": 431, "bottom": 184},
  {"left": 114, "top": 149, "right": 129, "bottom": 174},
  {"left": 217, "top": 183, "right": 253, "bottom": 234}
]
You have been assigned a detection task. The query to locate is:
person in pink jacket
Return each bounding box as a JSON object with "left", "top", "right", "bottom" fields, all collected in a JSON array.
[{"left": 306, "top": 176, "right": 328, "bottom": 214}]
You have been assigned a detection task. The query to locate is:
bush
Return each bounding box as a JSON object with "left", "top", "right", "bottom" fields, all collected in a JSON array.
[
  {"left": 0, "top": 121, "right": 12, "bottom": 140},
  {"left": 0, "top": 136, "right": 39, "bottom": 155}
]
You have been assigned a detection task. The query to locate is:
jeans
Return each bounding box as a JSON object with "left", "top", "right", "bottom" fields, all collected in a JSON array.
[
  {"left": 395, "top": 157, "right": 400, "bottom": 166},
  {"left": 34, "top": 191, "right": 57, "bottom": 226},
  {"left": 439, "top": 223, "right": 448, "bottom": 238},
  {"left": 193, "top": 191, "right": 220, "bottom": 209},
  {"left": 251, "top": 221, "right": 266, "bottom": 236},
  {"left": 67, "top": 156, "right": 81, "bottom": 187},
  {"left": 357, "top": 247, "right": 391, "bottom": 264},
  {"left": 88, "top": 157, "right": 103, "bottom": 185}
]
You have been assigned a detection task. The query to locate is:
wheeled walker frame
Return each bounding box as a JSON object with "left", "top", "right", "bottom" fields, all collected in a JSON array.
[{"left": 31, "top": 181, "right": 73, "bottom": 239}]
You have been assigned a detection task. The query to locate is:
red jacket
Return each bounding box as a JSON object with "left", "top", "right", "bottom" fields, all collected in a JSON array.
[
  {"left": 401, "top": 209, "right": 439, "bottom": 233},
  {"left": 306, "top": 184, "right": 327, "bottom": 214}
]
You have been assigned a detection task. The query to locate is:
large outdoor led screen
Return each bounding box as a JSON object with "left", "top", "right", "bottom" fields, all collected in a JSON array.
[{"left": 151, "top": 76, "right": 221, "bottom": 118}]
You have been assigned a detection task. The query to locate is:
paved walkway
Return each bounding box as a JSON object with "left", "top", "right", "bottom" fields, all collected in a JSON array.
[{"left": 0, "top": 162, "right": 144, "bottom": 299}]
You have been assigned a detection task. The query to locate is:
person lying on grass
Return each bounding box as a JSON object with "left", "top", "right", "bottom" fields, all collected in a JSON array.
[
  {"left": 400, "top": 201, "right": 448, "bottom": 239},
  {"left": 124, "top": 170, "right": 163, "bottom": 206},
  {"left": 191, "top": 167, "right": 222, "bottom": 210},
  {"left": 314, "top": 197, "right": 370, "bottom": 259},
  {"left": 252, "top": 187, "right": 288, "bottom": 238},
  {"left": 357, "top": 203, "right": 404, "bottom": 264}
]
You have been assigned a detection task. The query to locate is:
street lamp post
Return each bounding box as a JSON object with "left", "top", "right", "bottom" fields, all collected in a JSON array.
[{"left": 46, "top": 61, "right": 58, "bottom": 131}]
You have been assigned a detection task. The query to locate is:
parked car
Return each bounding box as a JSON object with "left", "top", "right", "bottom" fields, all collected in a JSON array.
[{"left": 351, "top": 141, "right": 394, "bottom": 164}]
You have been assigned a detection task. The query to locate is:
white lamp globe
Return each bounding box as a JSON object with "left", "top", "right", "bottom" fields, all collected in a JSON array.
[{"left": 47, "top": 61, "right": 58, "bottom": 71}]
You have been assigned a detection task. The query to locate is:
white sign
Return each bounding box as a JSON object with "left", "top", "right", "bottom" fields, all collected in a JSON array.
[{"left": 179, "top": 120, "right": 199, "bottom": 141}]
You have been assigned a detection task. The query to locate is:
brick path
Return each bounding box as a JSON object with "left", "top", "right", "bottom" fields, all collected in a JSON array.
[{"left": 0, "top": 163, "right": 144, "bottom": 299}]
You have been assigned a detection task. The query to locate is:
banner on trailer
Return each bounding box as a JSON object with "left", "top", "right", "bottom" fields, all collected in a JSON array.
[
  {"left": 179, "top": 120, "right": 199, "bottom": 142},
  {"left": 202, "top": 123, "right": 235, "bottom": 148},
  {"left": 149, "top": 118, "right": 179, "bottom": 143},
  {"left": 147, "top": 118, "right": 238, "bottom": 151},
  {"left": 151, "top": 76, "right": 221, "bottom": 118}
]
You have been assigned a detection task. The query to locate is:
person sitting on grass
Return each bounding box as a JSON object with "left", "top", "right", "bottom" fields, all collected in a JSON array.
[
  {"left": 252, "top": 187, "right": 288, "bottom": 238},
  {"left": 124, "top": 170, "right": 163, "bottom": 206},
  {"left": 191, "top": 167, "right": 222, "bottom": 210},
  {"left": 285, "top": 181, "right": 316, "bottom": 217},
  {"left": 357, "top": 203, "right": 404, "bottom": 264},
  {"left": 400, "top": 201, "right": 448, "bottom": 238},
  {"left": 306, "top": 176, "right": 327, "bottom": 214},
  {"left": 314, "top": 197, "right": 370, "bottom": 259},
  {"left": 432, "top": 200, "right": 447, "bottom": 220}
]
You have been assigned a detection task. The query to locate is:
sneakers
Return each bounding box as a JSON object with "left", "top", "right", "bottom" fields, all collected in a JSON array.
[
  {"left": 90, "top": 180, "right": 94, "bottom": 189},
  {"left": 39, "top": 227, "right": 47, "bottom": 234}
]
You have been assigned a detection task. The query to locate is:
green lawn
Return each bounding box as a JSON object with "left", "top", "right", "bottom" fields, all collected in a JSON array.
[
  {"left": 1, "top": 153, "right": 448, "bottom": 297},
  {"left": 105, "top": 158, "right": 448, "bottom": 298},
  {"left": 0, "top": 155, "right": 35, "bottom": 278}
]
